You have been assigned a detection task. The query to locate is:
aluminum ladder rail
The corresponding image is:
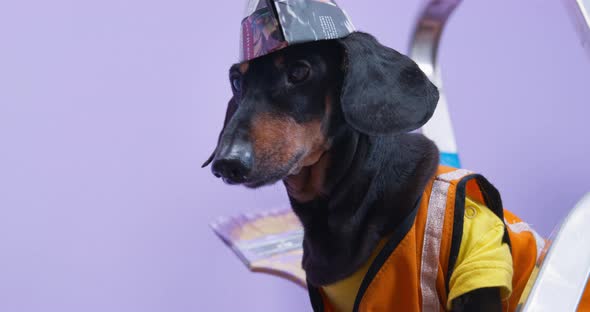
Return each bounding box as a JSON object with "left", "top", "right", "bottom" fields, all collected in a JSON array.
[{"left": 409, "top": 0, "right": 462, "bottom": 168}]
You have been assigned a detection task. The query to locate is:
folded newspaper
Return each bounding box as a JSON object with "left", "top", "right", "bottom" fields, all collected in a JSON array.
[{"left": 239, "top": 0, "right": 355, "bottom": 62}]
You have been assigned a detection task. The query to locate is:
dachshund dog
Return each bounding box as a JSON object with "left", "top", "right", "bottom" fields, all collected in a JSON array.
[{"left": 204, "top": 32, "right": 502, "bottom": 312}]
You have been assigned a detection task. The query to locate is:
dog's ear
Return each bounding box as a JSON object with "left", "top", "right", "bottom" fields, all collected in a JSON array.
[
  {"left": 202, "top": 97, "right": 238, "bottom": 168},
  {"left": 337, "top": 32, "right": 439, "bottom": 136}
]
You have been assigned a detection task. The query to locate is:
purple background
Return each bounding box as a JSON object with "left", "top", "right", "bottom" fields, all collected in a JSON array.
[{"left": 1, "top": 0, "right": 589, "bottom": 311}]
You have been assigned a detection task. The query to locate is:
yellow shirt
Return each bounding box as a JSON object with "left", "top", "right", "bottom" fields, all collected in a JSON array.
[
  {"left": 321, "top": 197, "right": 513, "bottom": 312},
  {"left": 446, "top": 197, "right": 513, "bottom": 309}
]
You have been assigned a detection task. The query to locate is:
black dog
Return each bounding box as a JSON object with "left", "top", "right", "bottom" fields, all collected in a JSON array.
[{"left": 204, "top": 32, "right": 501, "bottom": 312}]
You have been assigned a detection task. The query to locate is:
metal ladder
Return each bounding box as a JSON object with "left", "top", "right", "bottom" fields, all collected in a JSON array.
[{"left": 410, "top": 1, "right": 590, "bottom": 310}]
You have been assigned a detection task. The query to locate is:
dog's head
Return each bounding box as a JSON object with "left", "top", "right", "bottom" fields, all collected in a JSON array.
[{"left": 203, "top": 32, "right": 439, "bottom": 188}]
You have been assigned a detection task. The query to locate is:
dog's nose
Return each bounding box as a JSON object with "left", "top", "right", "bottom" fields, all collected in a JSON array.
[{"left": 211, "top": 144, "right": 253, "bottom": 184}]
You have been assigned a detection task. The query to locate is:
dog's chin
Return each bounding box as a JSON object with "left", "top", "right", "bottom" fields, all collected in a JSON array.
[
  {"left": 239, "top": 153, "right": 305, "bottom": 188},
  {"left": 240, "top": 165, "right": 303, "bottom": 189},
  {"left": 243, "top": 180, "right": 274, "bottom": 189},
  {"left": 242, "top": 171, "right": 292, "bottom": 189}
]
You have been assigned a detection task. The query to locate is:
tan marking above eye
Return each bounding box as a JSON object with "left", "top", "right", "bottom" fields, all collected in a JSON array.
[{"left": 239, "top": 62, "right": 250, "bottom": 74}]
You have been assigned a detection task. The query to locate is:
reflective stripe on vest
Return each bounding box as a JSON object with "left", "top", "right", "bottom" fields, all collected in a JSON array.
[{"left": 420, "top": 169, "right": 473, "bottom": 311}]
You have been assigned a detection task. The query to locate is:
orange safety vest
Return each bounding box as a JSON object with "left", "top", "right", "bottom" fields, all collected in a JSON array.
[{"left": 307, "top": 166, "right": 590, "bottom": 312}]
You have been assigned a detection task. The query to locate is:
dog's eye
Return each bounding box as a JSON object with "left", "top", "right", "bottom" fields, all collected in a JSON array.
[
  {"left": 287, "top": 61, "right": 311, "bottom": 83},
  {"left": 231, "top": 77, "right": 242, "bottom": 92}
]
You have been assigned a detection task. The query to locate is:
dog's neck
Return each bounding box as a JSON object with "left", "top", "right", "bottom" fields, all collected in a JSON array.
[{"left": 284, "top": 130, "right": 439, "bottom": 286}]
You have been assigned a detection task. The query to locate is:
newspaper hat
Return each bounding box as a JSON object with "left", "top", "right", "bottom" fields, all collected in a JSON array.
[{"left": 240, "top": 0, "right": 355, "bottom": 62}]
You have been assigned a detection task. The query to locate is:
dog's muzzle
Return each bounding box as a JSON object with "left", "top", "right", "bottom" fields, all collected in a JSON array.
[{"left": 211, "top": 141, "right": 253, "bottom": 184}]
